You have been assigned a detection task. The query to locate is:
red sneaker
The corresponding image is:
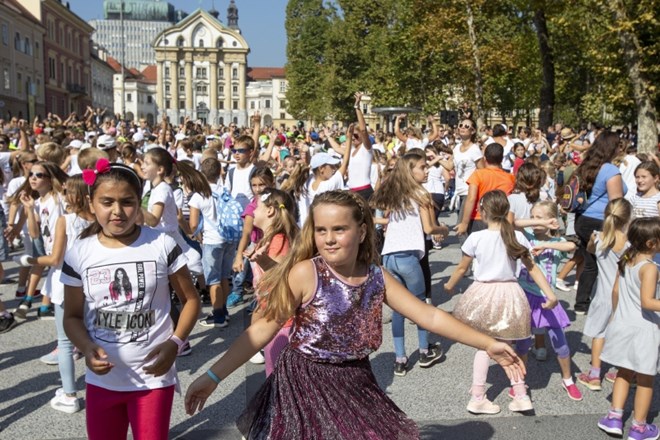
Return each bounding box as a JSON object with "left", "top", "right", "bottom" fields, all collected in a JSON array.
[{"left": 562, "top": 382, "right": 583, "bottom": 401}]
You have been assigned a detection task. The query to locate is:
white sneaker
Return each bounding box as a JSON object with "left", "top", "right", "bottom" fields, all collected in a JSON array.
[
  {"left": 573, "top": 281, "right": 579, "bottom": 291},
  {"left": 555, "top": 279, "right": 571, "bottom": 292},
  {"left": 50, "top": 388, "right": 81, "bottom": 414},
  {"left": 531, "top": 347, "right": 547, "bottom": 361},
  {"left": 508, "top": 395, "right": 533, "bottom": 412},
  {"left": 249, "top": 351, "right": 265, "bottom": 365},
  {"left": 40, "top": 348, "right": 59, "bottom": 365}
]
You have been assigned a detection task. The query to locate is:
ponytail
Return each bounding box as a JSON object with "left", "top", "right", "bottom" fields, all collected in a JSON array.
[
  {"left": 600, "top": 198, "right": 632, "bottom": 252},
  {"left": 480, "top": 190, "right": 529, "bottom": 260}
]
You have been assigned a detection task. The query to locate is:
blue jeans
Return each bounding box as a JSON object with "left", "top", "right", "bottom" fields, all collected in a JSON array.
[
  {"left": 55, "top": 303, "right": 76, "bottom": 394},
  {"left": 231, "top": 256, "right": 252, "bottom": 296},
  {"left": 384, "top": 251, "right": 428, "bottom": 359}
]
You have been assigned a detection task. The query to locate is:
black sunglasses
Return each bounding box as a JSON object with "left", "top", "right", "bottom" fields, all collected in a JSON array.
[
  {"left": 29, "top": 172, "right": 50, "bottom": 179},
  {"left": 231, "top": 148, "right": 251, "bottom": 154}
]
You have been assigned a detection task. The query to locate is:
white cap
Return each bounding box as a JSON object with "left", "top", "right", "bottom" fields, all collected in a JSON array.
[
  {"left": 80, "top": 142, "right": 93, "bottom": 150},
  {"left": 310, "top": 152, "right": 341, "bottom": 170},
  {"left": 131, "top": 132, "right": 144, "bottom": 143},
  {"left": 175, "top": 132, "right": 187, "bottom": 141},
  {"left": 67, "top": 139, "right": 83, "bottom": 149},
  {"left": 97, "top": 134, "right": 116, "bottom": 150}
]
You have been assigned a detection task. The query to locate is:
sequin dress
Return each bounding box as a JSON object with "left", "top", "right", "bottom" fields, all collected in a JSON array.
[{"left": 237, "top": 256, "right": 419, "bottom": 439}]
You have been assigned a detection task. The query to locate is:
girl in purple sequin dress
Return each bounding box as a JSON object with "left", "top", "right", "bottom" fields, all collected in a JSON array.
[{"left": 185, "top": 190, "right": 527, "bottom": 440}]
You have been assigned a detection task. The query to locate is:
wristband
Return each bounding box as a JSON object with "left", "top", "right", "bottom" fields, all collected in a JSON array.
[
  {"left": 206, "top": 369, "right": 221, "bottom": 384},
  {"left": 169, "top": 335, "right": 184, "bottom": 349}
]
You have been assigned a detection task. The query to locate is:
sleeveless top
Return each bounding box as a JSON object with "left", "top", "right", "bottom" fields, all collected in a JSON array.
[
  {"left": 347, "top": 146, "right": 373, "bottom": 189},
  {"left": 288, "top": 256, "right": 385, "bottom": 363}
]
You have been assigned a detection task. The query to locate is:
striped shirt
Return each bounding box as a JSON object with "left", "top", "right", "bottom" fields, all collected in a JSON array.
[{"left": 631, "top": 192, "right": 660, "bottom": 218}]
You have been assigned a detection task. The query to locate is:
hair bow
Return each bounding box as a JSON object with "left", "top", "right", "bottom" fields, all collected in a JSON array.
[{"left": 82, "top": 158, "right": 112, "bottom": 186}]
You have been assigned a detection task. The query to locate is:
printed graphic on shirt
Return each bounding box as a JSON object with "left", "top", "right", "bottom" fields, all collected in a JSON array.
[{"left": 86, "top": 261, "right": 157, "bottom": 344}]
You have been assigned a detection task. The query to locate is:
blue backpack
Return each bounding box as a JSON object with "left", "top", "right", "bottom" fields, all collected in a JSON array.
[{"left": 212, "top": 188, "right": 244, "bottom": 243}]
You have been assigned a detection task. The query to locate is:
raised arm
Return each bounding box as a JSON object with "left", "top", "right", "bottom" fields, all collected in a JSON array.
[
  {"left": 337, "top": 124, "right": 354, "bottom": 177},
  {"left": 427, "top": 115, "right": 439, "bottom": 142},
  {"left": 353, "top": 92, "right": 372, "bottom": 151},
  {"left": 394, "top": 114, "right": 407, "bottom": 143},
  {"left": 251, "top": 111, "right": 261, "bottom": 151}
]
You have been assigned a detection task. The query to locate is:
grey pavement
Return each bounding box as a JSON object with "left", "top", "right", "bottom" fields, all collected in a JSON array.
[{"left": 1, "top": 212, "right": 658, "bottom": 439}]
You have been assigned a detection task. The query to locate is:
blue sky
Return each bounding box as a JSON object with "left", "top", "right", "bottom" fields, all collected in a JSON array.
[{"left": 68, "top": 0, "right": 288, "bottom": 67}]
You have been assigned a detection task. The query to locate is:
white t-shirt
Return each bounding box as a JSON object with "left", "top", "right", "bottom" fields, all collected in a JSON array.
[
  {"left": 298, "top": 171, "right": 345, "bottom": 226},
  {"left": 68, "top": 155, "right": 82, "bottom": 176},
  {"left": 382, "top": 200, "right": 425, "bottom": 260},
  {"left": 462, "top": 229, "right": 531, "bottom": 282},
  {"left": 453, "top": 143, "right": 483, "bottom": 197},
  {"left": 147, "top": 182, "right": 179, "bottom": 234},
  {"left": 188, "top": 192, "right": 223, "bottom": 244},
  {"left": 423, "top": 166, "right": 445, "bottom": 194},
  {"left": 48, "top": 213, "right": 92, "bottom": 305},
  {"left": 347, "top": 146, "right": 373, "bottom": 189},
  {"left": 6, "top": 176, "right": 25, "bottom": 225},
  {"left": 60, "top": 227, "right": 187, "bottom": 392},
  {"left": 225, "top": 164, "right": 254, "bottom": 209},
  {"left": 507, "top": 192, "right": 532, "bottom": 220},
  {"left": 34, "top": 193, "right": 67, "bottom": 255},
  {"left": 619, "top": 154, "right": 642, "bottom": 200}
]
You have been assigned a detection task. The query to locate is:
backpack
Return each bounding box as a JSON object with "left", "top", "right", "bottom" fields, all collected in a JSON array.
[
  {"left": 212, "top": 188, "right": 244, "bottom": 243},
  {"left": 559, "top": 174, "right": 588, "bottom": 213}
]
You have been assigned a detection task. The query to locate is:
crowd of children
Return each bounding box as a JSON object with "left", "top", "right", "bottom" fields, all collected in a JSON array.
[{"left": 0, "top": 108, "right": 658, "bottom": 440}]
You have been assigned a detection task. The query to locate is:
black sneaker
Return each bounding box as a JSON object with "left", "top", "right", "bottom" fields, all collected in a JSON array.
[
  {"left": 0, "top": 314, "right": 17, "bottom": 333},
  {"left": 419, "top": 342, "right": 444, "bottom": 368},
  {"left": 13, "top": 299, "right": 32, "bottom": 321},
  {"left": 38, "top": 306, "right": 55, "bottom": 320},
  {"left": 394, "top": 361, "right": 408, "bottom": 377}
]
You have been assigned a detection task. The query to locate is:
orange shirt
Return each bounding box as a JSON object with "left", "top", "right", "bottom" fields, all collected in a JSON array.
[{"left": 466, "top": 167, "right": 516, "bottom": 220}]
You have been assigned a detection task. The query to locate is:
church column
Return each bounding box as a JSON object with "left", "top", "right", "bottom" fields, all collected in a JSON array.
[
  {"left": 185, "top": 58, "right": 193, "bottom": 115},
  {"left": 171, "top": 57, "right": 179, "bottom": 117},
  {"left": 223, "top": 63, "right": 231, "bottom": 114},
  {"left": 238, "top": 63, "right": 246, "bottom": 111},
  {"left": 209, "top": 60, "right": 218, "bottom": 112},
  {"left": 156, "top": 61, "right": 163, "bottom": 116}
]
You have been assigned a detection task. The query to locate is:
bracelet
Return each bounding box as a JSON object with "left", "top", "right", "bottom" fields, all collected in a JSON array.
[
  {"left": 169, "top": 335, "right": 184, "bottom": 348},
  {"left": 206, "top": 369, "right": 221, "bottom": 384}
]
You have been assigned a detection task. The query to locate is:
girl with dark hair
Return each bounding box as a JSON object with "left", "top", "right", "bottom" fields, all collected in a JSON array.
[
  {"left": 572, "top": 132, "right": 626, "bottom": 314},
  {"left": 445, "top": 190, "right": 558, "bottom": 415}
]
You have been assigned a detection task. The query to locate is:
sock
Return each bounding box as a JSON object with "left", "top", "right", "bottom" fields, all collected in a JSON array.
[
  {"left": 632, "top": 419, "right": 647, "bottom": 431},
  {"left": 16, "top": 286, "right": 26, "bottom": 293},
  {"left": 588, "top": 366, "right": 601, "bottom": 378},
  {"left": 24, "top": 296, "right": 33, "bottom": 302},
  {"left": 471, "top": 384, "right": 486, "bottom": 400},
  {"left": 395, "top": 356, "right": 407, "bottom": 364},
  {"left": 0, "top": 311, "right": 10, "bottom": 318},
  {"left": 511, "top": 380, "right": 527, "bottom": 398},
  {"left": 608, "top": 408, "right": 623, "bottom": 419},
  {"left": 563, "top": 377, "right": 575, "bottom": 387},
  {"left": 419, "top": 348, "right": 428, "bottom": 355},
  {"left": 39, "top": 305, "right": 50, "bottom": 313}
]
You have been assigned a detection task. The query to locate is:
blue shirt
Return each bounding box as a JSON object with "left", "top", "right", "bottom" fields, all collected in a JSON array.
[{"left": 582, "top": 163, "right": 626, "bottom": 220}]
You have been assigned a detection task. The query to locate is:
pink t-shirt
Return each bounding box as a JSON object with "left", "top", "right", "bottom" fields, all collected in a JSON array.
[{"left": 242, "top": 199, "right": 263, "bottom": 244}]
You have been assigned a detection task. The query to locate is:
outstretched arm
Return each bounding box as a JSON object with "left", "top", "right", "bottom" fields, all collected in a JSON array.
[{"left": 354, "top": 92, "right": 372, "bottom": 151}]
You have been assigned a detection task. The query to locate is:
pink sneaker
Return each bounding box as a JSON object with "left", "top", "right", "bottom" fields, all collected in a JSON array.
[
  {"left": 562, "top": 382, "right": 583, "bottom": 401},
  {"left": 577, "top": 372, "right": 602, "bottom": 391},
  {"left": 604, "top": 370, "right": 617, "bottom": 384}
]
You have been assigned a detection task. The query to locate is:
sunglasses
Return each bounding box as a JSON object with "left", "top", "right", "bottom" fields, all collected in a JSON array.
[
  {"left": 29, "top": 172, "right": 50, "bottom": 179},
  {"left": 231, "top": 148, "right": 251, "bottom": 154},
  {"left": 458, "top": 123, "right": 473, "bottom": 129}
]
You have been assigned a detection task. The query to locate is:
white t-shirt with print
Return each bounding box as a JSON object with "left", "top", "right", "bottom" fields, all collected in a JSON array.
[
  {"left": 188, "top": 192, "right": 223, "bottom": 245},
  {"left": 462, "top": 229, "right": 531, "bottom": 282},
  {"left": 452, "top": 143, "right": 482, "bottom": 197},
  {"left": 34, "top": 193, "right": 67, "bottom": 255},
  {"left": 60, "top": 227, "right": 187, "bottom": 392}
]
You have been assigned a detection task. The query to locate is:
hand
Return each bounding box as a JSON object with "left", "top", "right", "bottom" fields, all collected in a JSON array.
[
  {"left": 443, "top": 282, "right": 455, "bottom": 295},
  {"left": 251, "top": 111, "right": 261, "bottom": 125},
  {"left": 142, "top": 340, "right": 178, "bottom": 377},
  {"left": 541, "top": 296, "right": 558, "bottom": 310},
  {"left": 249, "top": 242, "right": 270, "bottom": 264},
  {"left": 453, "top": 223, "right": 468, "bottom": 236},
  {"left": 232, "top": 256, "right": 244, "bottom": 273},
  {"left": 486, "top": 342, "right": 526, "bottom": 383},
  {"left": 530, "top": 245, "right": 545, "bottom": 257},
  {"left": 354, "top": 92, "right": 363, "bottom": 106},
  {"left": 185, "top": 373, "right": 219, "bottom": 415},
  {"left": 85, "top": 345, "right": 115, "bottom": 375},
  {"left": 398, "top": 114, "right": 407, "bottom": 119},
  {"left": 427, "top": 115, "right": 435, "bottom": 124},
  {"left": 20, "top": 191, "right": 34, "bottom": 209}
]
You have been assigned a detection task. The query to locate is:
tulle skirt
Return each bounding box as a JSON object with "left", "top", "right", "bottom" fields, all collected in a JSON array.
[
  {"left": 453, "top": 281, "right": 531, "bottom": 340},
  {"left": 237, "top": 347, "right": 419, "bottom": 439}
]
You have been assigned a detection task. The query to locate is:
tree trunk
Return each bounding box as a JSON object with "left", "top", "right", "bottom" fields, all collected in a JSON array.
[
  {"left": 464, "top": 0, "right": 485, "bottom": 130},
  {"left": 533, "top": 4, "right": 554, "bottom": 131},
  {"left": 609, "top": 0, "right": 658, "bottom": 154}
]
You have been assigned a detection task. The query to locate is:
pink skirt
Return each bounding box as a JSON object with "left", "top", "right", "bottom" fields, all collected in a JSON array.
[{"left": 453, "top": 281, "right": 531, "bottom": 340}]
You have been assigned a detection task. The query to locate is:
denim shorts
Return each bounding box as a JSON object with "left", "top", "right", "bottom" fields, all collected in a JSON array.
[
  {"left": 31, "top": 236, "right": 46, "bottom": 258},
  {"left": 202, "top": 242, "right": 236, "bottom": 286}
]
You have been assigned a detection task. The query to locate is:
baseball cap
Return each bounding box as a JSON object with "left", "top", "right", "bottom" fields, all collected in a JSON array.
[
  {"left": 175, "top": 133, "right": 187, "bottom": 141},
  {"left": 310, "top": 152, "right": 341, "bottom": 170},
  {"left": 97, "top": 134, "right": 116, "bottom": 150},
  {"left": 132, "top": 132, "right": 144, "bottom": 143},
  {"left": 67, "top": 139, "right": 83, "bottom": 149},
  {"left": 310, "top": 132, "right": 319, "bottom": 141}
]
